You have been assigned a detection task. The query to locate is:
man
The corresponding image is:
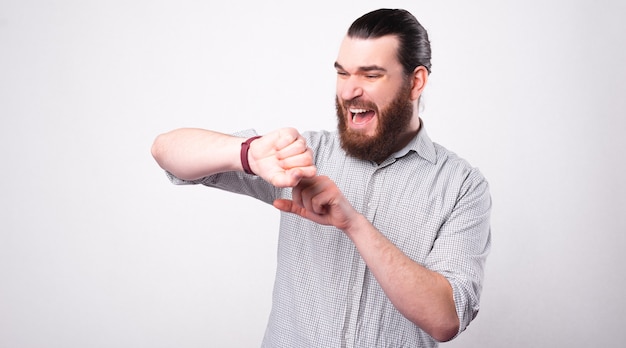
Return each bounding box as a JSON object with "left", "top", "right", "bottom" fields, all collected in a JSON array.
[{"left": 152, "top": 8, "right": 491, "bottom": 347}]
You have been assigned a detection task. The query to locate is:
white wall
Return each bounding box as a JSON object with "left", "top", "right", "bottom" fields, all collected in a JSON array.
[{"left": 1, "top": 1, "right": 624, "bottom": 347}]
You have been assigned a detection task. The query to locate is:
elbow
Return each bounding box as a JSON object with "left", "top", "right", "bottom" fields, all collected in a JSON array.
[
  {"left": 151, "top": 133, "right": 185, "bottom": 179},
  {"left": 432, "top": 324, "right": 459, "bottom": 343},
  {"left": 151, "top": 133, "right": 173, "bottom": 170},
  {"left": 428, "top": 317, "right": 460, "bottom": 343},
  {"left": 150, "top": 131, "right": 202, "bottom": 181},
  {"left": 405, "top": 311, "right": 458, "bottom": 343},
  {"left": 151, "top": 134, "right": 165, "bottom": 163}
]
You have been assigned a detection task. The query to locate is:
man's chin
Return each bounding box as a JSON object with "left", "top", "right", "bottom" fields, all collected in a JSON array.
[
  {"left": 344, "top": 128, "right": 375, "bottom": 142},
  {"left": 339, "top": 131, "right": 381, "bottom": 161}
]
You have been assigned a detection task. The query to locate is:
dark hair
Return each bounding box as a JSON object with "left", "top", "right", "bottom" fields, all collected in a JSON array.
[{"left": 347, "top": 9, "right": 432, "bottom": 75}]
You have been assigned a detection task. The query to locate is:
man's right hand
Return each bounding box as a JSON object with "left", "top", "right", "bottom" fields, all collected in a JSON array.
[{"left": 248, "top": 128, "right": 317, "bottom": 188}]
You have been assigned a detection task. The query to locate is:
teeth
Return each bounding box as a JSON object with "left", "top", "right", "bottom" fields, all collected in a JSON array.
[{"left": 350, "top": 108, "right": 368, "bottom": 114}]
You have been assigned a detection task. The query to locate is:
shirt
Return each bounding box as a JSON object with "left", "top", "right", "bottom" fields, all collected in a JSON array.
[{"left": 168, "top": 126, "right": 492, "bottom": 348}]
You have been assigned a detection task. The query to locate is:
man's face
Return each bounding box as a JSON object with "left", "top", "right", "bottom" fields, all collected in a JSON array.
[{"left": 334, "top": 35, "right": 418, "bottom": 163}]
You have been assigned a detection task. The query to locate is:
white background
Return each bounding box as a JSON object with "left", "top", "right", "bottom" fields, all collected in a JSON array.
[{"left": 1, "top": 0, "right": 625, "bottom": 347}]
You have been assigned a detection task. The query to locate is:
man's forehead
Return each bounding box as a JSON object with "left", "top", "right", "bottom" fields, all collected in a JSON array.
[{"left": 335, "top": 35, "right": 401, "bottom": 71}]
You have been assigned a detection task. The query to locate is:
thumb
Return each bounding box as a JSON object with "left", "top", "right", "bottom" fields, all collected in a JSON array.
[{"left": 273, "top": 199, "right": 296, "bottom": 213}]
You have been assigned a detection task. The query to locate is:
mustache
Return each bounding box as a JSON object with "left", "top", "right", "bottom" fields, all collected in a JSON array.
[{"left": 339, "top": 97, "right": 378, "bottom": 111}]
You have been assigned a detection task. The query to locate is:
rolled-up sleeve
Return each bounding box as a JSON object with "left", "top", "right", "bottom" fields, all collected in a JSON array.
[{"left": 426, "top": 168, "right": 492, "bottom": 335}]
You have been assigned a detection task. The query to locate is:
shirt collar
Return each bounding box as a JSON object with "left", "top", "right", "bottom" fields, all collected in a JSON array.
[{"left": 392, "top": 119, "right": 437, "bottom": 164}]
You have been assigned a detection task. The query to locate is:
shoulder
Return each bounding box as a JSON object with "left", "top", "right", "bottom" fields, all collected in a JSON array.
[
  {"left": 426, "top": 142, "right": 490, "bottom": 202},
  {"left": 434, "top": 142, "right": 484, "bottom": 176}
]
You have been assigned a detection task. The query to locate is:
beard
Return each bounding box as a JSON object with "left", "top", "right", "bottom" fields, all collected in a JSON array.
[{"left": 336, "top": 81, "right": 415, "bottom": 163}]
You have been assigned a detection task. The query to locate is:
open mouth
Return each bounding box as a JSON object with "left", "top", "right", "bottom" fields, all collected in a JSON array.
[{"left": 349, "top": 108, "right": 376, "bottom": 125}]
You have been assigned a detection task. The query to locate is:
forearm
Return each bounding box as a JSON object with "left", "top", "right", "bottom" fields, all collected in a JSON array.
[
  {"left": 274, "top": 177, "right": 460, "bottom": 339},
  {"left": 151, "top": 128, "right": 244, "bottom": 181},
  {"left": 344, "top": 214, "right": 460, "bottom": 342},
  {"left": 153, "top": 127, "right": 316, "bottom": 187}
]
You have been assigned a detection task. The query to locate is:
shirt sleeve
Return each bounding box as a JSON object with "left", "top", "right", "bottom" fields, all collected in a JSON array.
[
  {"left": 163, "top": 129, "right": 282, "bottom": 205},
  {"left": 424, "top": 167, "right": 492, "bottom": 336}
]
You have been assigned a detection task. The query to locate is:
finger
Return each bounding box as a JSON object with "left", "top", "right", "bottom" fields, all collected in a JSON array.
[
  {"left": 298, "top": 180, "right": 329, "bottom": 215},
  {"left": 273, "top": 199, "right": 295, "bottom": 213},
  {"left": 281, "top": 151, "right": 315, "bottom": 171},
  {"left": 286, "top": 166, "right": 317, "bottom": 181},
  {"left": 269, "top": 175, "right": 296, "bottom": 188},
  {"left": 273, "top": 128, "right": 300, "bottom": 150},
  {"left": 269, "top": 172, "right": 304, "bottom": 188},
  {"left": 276, "top": 137, "right": 308, "bottom": 159},
  {"left": 268, "top": 166, "right": 315, "bottom": 187},
  {"left": 273, "top": 199, "right": 321, "bottom": 224},
  {"left": 308, "top": 181, "right": 335, "bottom": 215},
  {"left": 290, "top": 181, "right": 305, "bottom": 208},
  {"left": 285, "top": 166, "right": 317, "bottom": 187}
]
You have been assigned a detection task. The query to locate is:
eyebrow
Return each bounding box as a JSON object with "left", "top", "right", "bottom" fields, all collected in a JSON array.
[{"left": 334, "top": 62, "right": 387, "bottom": 73}]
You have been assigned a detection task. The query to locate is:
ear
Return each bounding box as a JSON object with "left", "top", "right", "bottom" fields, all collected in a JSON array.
[{"left": 409, "top": 66, "right": 429, "bottom": 101}]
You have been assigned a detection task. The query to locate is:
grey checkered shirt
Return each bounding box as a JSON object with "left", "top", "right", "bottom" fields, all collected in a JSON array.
[{"left": 167, "top": 126, "right": 492, "bottom": 347}]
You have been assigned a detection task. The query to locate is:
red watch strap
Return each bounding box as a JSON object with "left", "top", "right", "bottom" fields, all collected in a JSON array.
[{"left": 240, "top": 136, "right": 262, "bottom": 175}]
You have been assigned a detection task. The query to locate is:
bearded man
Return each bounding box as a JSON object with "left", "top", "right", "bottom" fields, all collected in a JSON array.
[{"left": 151, "top": 8, "right": 491, "bottom": 348}]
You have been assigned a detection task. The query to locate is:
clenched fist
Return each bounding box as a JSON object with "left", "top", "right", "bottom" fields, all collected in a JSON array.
[{"left": 248, "top": 128, "right": 317, "bottom": 188}]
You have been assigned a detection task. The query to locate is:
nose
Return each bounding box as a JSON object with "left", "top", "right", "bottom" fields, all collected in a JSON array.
[{"left": 338, "top": 76, "right": 363, "bottom": 101}]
